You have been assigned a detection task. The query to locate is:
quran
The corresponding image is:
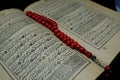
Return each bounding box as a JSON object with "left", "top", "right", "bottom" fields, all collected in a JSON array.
[{"left": 0, "top": 0, "right": 120, "bottom": 80}]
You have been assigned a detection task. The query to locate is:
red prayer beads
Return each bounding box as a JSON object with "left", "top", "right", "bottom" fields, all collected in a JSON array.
[
  {"left": 105, "top": 65, "right": 111, "bottom": 71},
  {"left": 26, "top": 11, "right": 92, "bottom": 58},
  {"left": 25, "top": 11, "right": 112, "bottom": 78},
  {"left": 104, "top": 65, "right": 112, "bottom": 79}
]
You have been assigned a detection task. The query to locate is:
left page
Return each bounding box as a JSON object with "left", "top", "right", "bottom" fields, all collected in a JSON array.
[{"left": 0, "top": 9, "right": 103, "bottom": 80}]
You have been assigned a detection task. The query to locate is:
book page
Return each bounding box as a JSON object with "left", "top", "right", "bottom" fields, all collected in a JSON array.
[
  {"left": 25, "top": 0, "right": 120, "bottom": 66},
  {"left": 0, "top": 9, "right": 103, "bottom": 80}
]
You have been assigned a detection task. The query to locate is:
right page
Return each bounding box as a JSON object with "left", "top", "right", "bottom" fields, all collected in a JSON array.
[{"left": 25, "top": 0, "right": 120, "bottom": 66}]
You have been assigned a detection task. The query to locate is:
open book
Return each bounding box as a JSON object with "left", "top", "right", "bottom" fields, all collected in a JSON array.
[{"left": 0, "top": 0, "right": 120, "bottom": 80}]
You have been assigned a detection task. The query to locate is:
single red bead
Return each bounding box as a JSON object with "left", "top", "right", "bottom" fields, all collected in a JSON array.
[
  {"left": 28, "top": 13, "right": 33, "bottom": 17},
  {"left": 66, "top": 36, "right": 71, "bottom": 40},
  {"left": 58, "top": 32, "right": 64, "bottom": 39},
  {"left": 44, "top": 23, "right": 49, "bottom": 27},
  {"left": 62, "top": 37, "right": 67, "bottom": 43},
  {"left": 53, "top": 25, "right": 58, "bottom": 29},
  {"left": 56, "top": 32, "right": 62, "bottom": 38},
  {"left": 66, "top": 40, "right": 71, "bottom": 46},
  {"left": 49, "top": 20, "right": 55, "bottom": 23},
  {"left": 47, "top": 18, "right": 52, "bottom": 22},
  {"left": 104, "top": 66, "right": 111, "bottom": 71},
  {"left": 75, "top": 44, "right": 81, "bottom": 50},
  {"left": 63, "top": 36, "right": 70, "bottom": 41},
  {"left": 59, "top": 35, "right": 64, "bottom": 40},
  {"left": 59, "top": 32, "right": 64, "bottom": 36},
  {"left": 42, "top": 17, "right": 47, "bottom": 21},
  {"left": 31, "top": 15, "right": 36, "bottom": 19},
  {"left": 38, "top": 18, "right": 42, "bottom": 23},
  {"left": 72, "top": 41, "right": 78, "bottom": 47},
  {"left": 73, "top": 41, "right": 78, "bottom": 45},
  {"left": 70, "top": 42, "right": 76, "bottom": 49},
  {"left": 47, "top": 25, "right": 52, "bottom": 29},
  {"left": 35, "top": 16, "right": 40, "bottom": 21},
  {"left": 41, "top": 21, "right": 46, "bottom": 25},
  {"left": 84, "top": 50, "right": 88, "bottom": 55},
  {"left": 48, "top": 19, "right": 53, "bottom": 23},
  {"left": 50, "top": 27, "right": 55, "bottom": 31},
  {"left": 56, "top": 30, "right": 61, "bottom": 34},
  {"left": 79, "top": 47, "right": 85, "bottom": 53},
  {"left": 63, "top": 34, "right": 67, "bottom": 38},
  {"left": 38, "top": 16, "right": 42, "bottom": 19},
  {"left": 25, "top": 11, "right": 32, "bottom": 16},
  {"left": 53, "top": 29, "right": 59, "bottom": 34},
  {"left": 86, "top": 51, "right": 92, "bottom": 58},
  {"left": 52, "top": 23, "right": 57, "bottom": 27},
  {"left": 70, "top": 39, "right": 74, "bottom": 43},
  {"left": 50, "top": 26, "right": 58, "bottom": 31},
  {"left": 40, "top": 16, "right": 44, "bottom": 20}
]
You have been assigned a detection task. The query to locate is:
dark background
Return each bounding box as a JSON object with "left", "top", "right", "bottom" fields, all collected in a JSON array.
[
  {"left": 0, "top": 0, "right": 120, "bottom": 80},
  {"left": 0, "top": 0, "right": 117, "bottom": 11},
  {"left": 92, "top": 0, "right": 116, "bottom": 11}
]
